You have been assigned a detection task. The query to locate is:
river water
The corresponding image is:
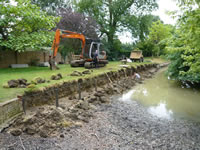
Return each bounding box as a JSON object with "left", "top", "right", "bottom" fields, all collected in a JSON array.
[{"left": 121, "top": 68, "right": 200, "bottom": 122}]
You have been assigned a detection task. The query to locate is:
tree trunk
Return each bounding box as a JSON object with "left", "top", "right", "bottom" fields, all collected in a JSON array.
[
  {"left": 107, "top": 33, "right": 114, "bottom": 51},
  {"left": 15, "top": 51, "right": 18, "bottom": 64}
]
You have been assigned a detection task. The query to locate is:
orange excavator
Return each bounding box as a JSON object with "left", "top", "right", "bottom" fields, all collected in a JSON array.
[{"left": 51, "top": 29, "right": 108, "bottom": 69}]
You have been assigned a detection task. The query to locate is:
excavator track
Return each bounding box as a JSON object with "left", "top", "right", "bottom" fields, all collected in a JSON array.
[
  {"left": 84, "top": 62, "right": 94, "bottom": 69},
  {"left": 84, "top": 61, "right": 107, "bottom": 69},
  {"left": 70, "top": 60, "right": 85, "bottom": 67}
]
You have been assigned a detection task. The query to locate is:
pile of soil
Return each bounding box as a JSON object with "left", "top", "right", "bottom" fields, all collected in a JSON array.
[
  {"left": 6, "top": 79, "right": 29, "bottom": 88},
  {"left": 8, "top": 106, "right": 70, "bottom": 138},
  {"left": 7, "top": 94, "right": 104, "bottom": 138},
  {"left": 3, "top": 73, "right": 64, "bottom": 89},
  {"left": 51, "top": 73, "right": 63, "bottom": 80},
  {"left": 70, "top": 70, "right": 92, "bottom": 76}
]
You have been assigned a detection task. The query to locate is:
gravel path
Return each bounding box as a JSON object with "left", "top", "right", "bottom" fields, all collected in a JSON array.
[{"left": 1, "top": 94, "right": 200, "bottom": 150}]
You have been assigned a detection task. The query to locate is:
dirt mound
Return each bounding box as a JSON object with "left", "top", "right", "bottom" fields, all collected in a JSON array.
[
  {"left": 8, "top": 106, "right": 73, "bottom": 138},
  {"left": 51, "top": 73, "right": 63, "bottom": 80},
  {"left": 70, "top": 71, "right": 82, "bottom": 76},
  {"left": 6, "top": 79, "right": 28, "bottom": 88},
  {"left": 7, "top": 98, "right": 98, "bottom": 138}
]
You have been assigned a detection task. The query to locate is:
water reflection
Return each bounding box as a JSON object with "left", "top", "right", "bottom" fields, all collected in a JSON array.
[
  {"left": 119, "top": 68, "right": 200, "bottom": 122},
  {"left": 120, "top": 90, "right": 134, "bottom": 102},
  {"left": 148, "top": 103, "right": 173, "bottom": 120}
]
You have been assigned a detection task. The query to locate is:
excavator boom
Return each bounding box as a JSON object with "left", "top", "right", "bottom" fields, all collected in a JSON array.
[{"left": 51, "top": 29, "right": 86, "bottom": 58}]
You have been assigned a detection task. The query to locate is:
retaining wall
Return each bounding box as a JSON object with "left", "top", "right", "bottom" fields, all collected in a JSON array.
[
  {"left": 0, "top": 98, "right": 22, "bottom": 130},
  {"left": 0, "top": 63, "right": 160, "bottom": 130}
]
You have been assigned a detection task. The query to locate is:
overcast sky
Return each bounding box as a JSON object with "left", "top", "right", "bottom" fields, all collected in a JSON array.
[
  {"left": 152, "top": 0, "right": 179, "bottom": 25},
  {"left": 119, "top": 0, "right": 179, "bottom": 43}
]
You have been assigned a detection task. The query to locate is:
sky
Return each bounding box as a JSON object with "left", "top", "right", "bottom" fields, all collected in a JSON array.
[
  {"left": 152, "top": 0, "right": 179, "bottom": 25},
  {"left": 119, "top": 0, "right": 179, "bottom": 43}
]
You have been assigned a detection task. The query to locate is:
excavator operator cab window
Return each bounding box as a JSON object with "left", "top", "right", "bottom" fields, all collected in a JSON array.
[
  {"left": 89, "top": 42, "right": 106, "bottom": 59},
  {"left": 98, "top": 44, "right": 106, "bottom": 59},
  {"left": 90, "top": 42, "right": 98, "bottom": 58}
]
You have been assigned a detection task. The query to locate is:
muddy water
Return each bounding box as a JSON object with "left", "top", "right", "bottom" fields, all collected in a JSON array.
[{"left": 121, "top": 68, "right": 200, "bottom": 122}]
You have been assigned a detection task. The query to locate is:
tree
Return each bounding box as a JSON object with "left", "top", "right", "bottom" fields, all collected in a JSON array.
[
  {"left": 56, "top": 7, "right": 98, "bottom": 39},
  {"left": 74, "top": 0, "right": 158, "bottom": 52},
  {"left": 149, "top": 21, "right": 172, "bottom": 45},
  {"left": 31, "top": 0, "right": 68, "bottom": 15},
  {"left": 148, "top": 21, "right": 173, "bottom": 56},
  {"left": 0, "top": 0, "right": 60, "bottom": 52},
  {"left": 129, "top": 15, "right": 160, "bottom": 42},
  {"left": 136, "top": 20, "right": 173, "bottom": 56},
  {"left": 166, "top": 0, "right": 200, "bottom": 83}
]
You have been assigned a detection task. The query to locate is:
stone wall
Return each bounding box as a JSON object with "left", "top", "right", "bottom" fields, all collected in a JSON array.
[
  {"left": 22, "top": 63, "right": 158, "bottom": 108},
  {"left": 0, "top": 98, "right": 22, "bottom": 130},
  {"left": 0, "top": 63, "right": 159, "bottom": 129},
  {"left": 0, "top": 51, "right": 62, "bottom": 68}
]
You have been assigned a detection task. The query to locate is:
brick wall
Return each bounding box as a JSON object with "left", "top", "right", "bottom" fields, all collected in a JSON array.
[{"left": 0, "top": 51, "right": 62, "bottom": 68}]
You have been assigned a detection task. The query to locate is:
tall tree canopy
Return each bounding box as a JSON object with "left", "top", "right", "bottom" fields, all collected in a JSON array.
[
  {"left": 56, "top": 7, "right": 98, "bottom": 39},
  {"left": 167, "top": 0, "right": 200, "bottom": 83},
  {"left": 75, "top": 0, "right": 158, "bottom": 51},
  {"left": 0, "top": 0, "right": 59, "bottom": 52},
  {"left": 137, "top": 20, "right": 173, "bottom": 56},
  {"left": 137, "top": 15, "right": 160, "bottom": 42},
  {"left": 128, "top": 14, "right": 160, "bottom": 42},
  {"left": 31, "top": 0, "right": 68, "bottom": 15}
]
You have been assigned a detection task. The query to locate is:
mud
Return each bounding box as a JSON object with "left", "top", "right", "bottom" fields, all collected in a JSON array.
[
  {"left": 1, "top": 91, "right": 200, "bottom": 149},
  {"left": 3, "top": 63, "right": 198, "bottom": 149}
]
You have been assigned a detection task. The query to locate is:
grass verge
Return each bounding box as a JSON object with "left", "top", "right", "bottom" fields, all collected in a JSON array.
[{"left": 0, "top": 58, "right": 166, "bottom": 103}]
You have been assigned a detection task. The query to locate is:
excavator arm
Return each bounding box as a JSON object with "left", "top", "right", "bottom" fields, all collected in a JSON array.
[{"left": 51, "top": 29, "right": 86, "bottom": 58}]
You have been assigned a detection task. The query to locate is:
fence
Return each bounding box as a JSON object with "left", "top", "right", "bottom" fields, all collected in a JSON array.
[{"left": 0, "top": 51, "right": 62, "bottom": 68}]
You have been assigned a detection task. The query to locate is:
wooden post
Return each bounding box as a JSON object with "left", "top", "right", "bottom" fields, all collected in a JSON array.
[
  {"left": 22, "top": 98, "right": 26, "bottom": 115},
  {"left": 131, "top": 69, "right": 133, "bottom": 79},
  {"left": 78, "top": 81, "right": 81, "bottom": 100},
  {"left": 55, "top": 88, "right": 59, "bottom": 107},
  {"left": 94, "top": 78, "right": 97, "bottom": 91}
]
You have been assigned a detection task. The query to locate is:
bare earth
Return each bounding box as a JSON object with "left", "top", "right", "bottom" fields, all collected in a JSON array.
[{"left": 1, "top": 95, "right": 200, "bottom": 150}]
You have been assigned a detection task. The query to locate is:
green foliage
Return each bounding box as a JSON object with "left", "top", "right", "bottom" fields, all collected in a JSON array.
[
  {"left": 59, "top": 39, "right": 81, "bottom": 62},
  {"left": 166, "top": 1, "right": 200, "bottom": 83},
  {"left": 137, "top": 40, "right": 154, "bottom": 57},
  {"left": 128, "top": 15, "right": 160, "bottom": 42},
  {"left": 0, "top": 0, "right": 60, "bottom": 52},
  {"left": 102, "top": 37, "right": 134, "bottom": 60},
  {"left": 148, "top": 21, "right": 172, "bottom": 44},
  {"left": 137, "top": 21, "right": 173, "bottom": 57},
  {"left": 31, "top": 0, "right": 68, "bottom": 15},
  {"left": 74, "top": 0, "right": 158, "bottom": 52}
]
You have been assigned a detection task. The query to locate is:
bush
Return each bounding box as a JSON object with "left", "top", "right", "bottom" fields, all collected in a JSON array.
[{"left": 29, "top": 58, "right": 40, "bottom": 66}]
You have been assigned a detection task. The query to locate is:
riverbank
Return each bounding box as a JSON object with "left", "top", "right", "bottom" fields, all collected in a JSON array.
[
  {"left": 1, "top": 75, "right": 200, "bottom": 149},
  {"left": 0, "top": 62, "right": 160, "bottom": 130},
  {"left": 0, "top": 61, "right": 151, "bottom": 103},
  {"left": 0, "top": 63, "right": 161, "bottom": 146},
  {"left": 3, "top": 62, "right": 199, "bottom": 150}
]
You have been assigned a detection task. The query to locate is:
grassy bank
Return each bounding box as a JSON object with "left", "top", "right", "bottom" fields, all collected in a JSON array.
[{"left": 0, "top": 58, "right": 165, "bottom": 103}]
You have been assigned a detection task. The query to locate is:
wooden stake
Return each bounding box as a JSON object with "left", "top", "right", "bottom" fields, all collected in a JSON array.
[
  {"left": 55, "top": 88, "right": 59, "bottom": 107},
  {"left": 78, "top": 81, "right": 81, "bottom": 100}
]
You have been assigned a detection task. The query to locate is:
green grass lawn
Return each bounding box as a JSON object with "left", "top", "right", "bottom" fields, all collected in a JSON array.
[{"left": 0, "top": 59, "right": 161, "bottom": 103}]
